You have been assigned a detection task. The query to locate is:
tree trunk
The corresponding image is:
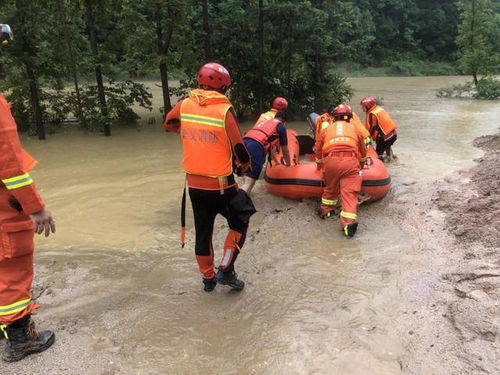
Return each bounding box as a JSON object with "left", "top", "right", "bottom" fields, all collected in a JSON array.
[
  {"left": 59, "top": 0, "right": 85, "bottom": 126},
  {"left": 155, "top": 4, "right": 174, "bottom": 113},
  {"left": 470, "top": 0, "right": 478, "bottom": 87},
  {"left": 84, "top": 0, "right": 110, "bottom": 136},
  {"left": 201, "top": 0, "right": 212, "bottom": 62},
  {"left": 16, "top": 0, "right": 45, "bottom": 140},
  {"left": 257, "top": 0, "right": 264, "bottom": 113}
]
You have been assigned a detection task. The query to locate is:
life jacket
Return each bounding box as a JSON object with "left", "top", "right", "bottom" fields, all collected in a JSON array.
[
  {"left": 254, "top": 108, "right": 278, "bottom": 126},
  {"left": 351, "top": 112, "right": 371, "bottom": 145},
  {"left": 315, "top": 113, "right": 333, "bottom": 140},
  {"left": 366, "top": 105, "right": 397, "bottom": 137},
  {"left": 244, "top": 118, "right": 281, "bottom": 152},
  {"left": 179, "top": 89, "right": 233, "bottom": 178},
  {"left": 0, "top": 94, "right": 37, "bottom": 176},
  {"left": 322, "top": 120, "right": 360, "bottom": 156}
]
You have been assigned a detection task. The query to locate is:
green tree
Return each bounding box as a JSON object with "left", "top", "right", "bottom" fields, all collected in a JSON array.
[{"left": 456, "top": 0, "right": 497, "bottom": 86}]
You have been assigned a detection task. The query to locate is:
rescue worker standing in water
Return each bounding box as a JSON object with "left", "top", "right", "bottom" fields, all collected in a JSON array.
[
  {"left": 163, "top": 62, "right": 252, "bottom": 292},
  {"left": 360, "top": 96, "right": 397, "bottom": 161},
  {"left": 315, "top": 104, "right": 367, "bottom": 238},
  {"left": 0, "top": 24, "right": 56, "bottom": 362}
]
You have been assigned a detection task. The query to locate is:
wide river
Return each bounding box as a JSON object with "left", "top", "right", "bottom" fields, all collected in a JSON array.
[{"left": 22, "top": 76, "right": 499, "bottom": 374}]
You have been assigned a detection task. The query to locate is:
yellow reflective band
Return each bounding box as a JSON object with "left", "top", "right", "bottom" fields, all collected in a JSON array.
[
  {"left": 372, "top": 107, "right": 383, "bottom": 115},
  {"left": 344, "top": 226, "right": 349, "bottom": 236},
  {"left": 321, "top": 198, "right": 337, "bottom": 206},
  {"left": 1, "top": 173, "right": 33, "bottom": 190},
  {"left": 340, "top": 211, "right": 357, "bottom": 219},
  {"left": 0, "top": 298, "right": 31, "bottom": 316},
  {"left": 180, "top": 113, "right": 225, "bottom": 128},
  {"left": 0, "top": 324, "right": 8, "bottom": 339}
]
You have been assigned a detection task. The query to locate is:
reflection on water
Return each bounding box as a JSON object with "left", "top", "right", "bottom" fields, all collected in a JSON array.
[{"left": 22, "top": 76, "right": 499, "bottom": 374}]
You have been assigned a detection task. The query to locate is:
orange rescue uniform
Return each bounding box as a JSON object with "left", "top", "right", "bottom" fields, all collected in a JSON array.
[
  {"left": 315, "top": 120, "right": 366, "bottom": 230},
  {"left": 163, "top": 89, "right": 251, "bottom": 280},
  {"left": 0, "top": 93, "right": 44, "bottom": 326}
]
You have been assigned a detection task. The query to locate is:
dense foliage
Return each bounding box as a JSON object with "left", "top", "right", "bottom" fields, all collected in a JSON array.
[{"left": 0, "top": 0, "right": 498, "bottom": 138}]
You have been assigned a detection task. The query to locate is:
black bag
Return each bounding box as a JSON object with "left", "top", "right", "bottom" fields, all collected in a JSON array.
[{"left": 228, "top": 190, "right": 257, "bottom": 224}]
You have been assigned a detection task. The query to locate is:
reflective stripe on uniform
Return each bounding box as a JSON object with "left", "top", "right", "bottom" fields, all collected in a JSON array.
[
  {"left": 321, "top": 198, "right": 337, "bottom": 206},
  {"left": 0, "top": 324, "right": 8, "bottom": 339},
  {"left": 340, "top": 211, "right": 357, "bottom": 219},
  {"left": 180, "top": 113, "right": 225, "bottom": 128},
  {"left": 1, "top": 173, "right": 33, "bottom": 190},
  {"left": 0, "top": 298, "right": 31, "bottom": 316}
]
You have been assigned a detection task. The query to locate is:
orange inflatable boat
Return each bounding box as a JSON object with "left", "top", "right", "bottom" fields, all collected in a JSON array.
[{"left": 264, "top": 126, "right": 391, "bottom": 202}]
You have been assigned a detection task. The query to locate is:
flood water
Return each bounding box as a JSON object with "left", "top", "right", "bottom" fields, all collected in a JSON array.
[{"left": 22, "top": 76, "right": 499, "bottom": 374}]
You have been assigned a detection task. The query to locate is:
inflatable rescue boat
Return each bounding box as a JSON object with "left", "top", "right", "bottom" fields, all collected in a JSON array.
[{"left": 264, "top": 114, "right": 391, "bottom": 202}]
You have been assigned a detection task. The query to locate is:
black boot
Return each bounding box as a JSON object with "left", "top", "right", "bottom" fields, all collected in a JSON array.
[
  {"left": 343, "top": 222, "right": 358, "bottom": 238},
  {"left": 202, "top": 278, "right": 217, "bottom": 292},
  {"left": 216, "top": 268, "right": 245, "bottom": 291},
  {"left": 2, "top": 316, "right": 55, "bottom": 362}
]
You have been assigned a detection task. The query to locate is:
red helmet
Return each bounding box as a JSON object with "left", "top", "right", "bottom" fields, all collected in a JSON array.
[
  {"left": 198, "top": 62, "right": 231, "bottom": 90},
  {"left": 272, "top": 97, "right": 288, "bottom": 110},
  {"left": 360, "top": 96, "right": 376, "bottom": 109},
  {"left": 332, "top": 104, "right": 353, "bottom": 119}
]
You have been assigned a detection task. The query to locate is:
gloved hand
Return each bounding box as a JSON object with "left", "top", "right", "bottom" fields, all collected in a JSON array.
[
  {"left": 359, "top": 157, "right": 369, "bottom": 168},
  {"left": 316, "top": 162, "right": 323, "bottom": 171}
]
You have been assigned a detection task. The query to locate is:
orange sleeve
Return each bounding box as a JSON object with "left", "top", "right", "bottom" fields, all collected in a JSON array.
[
  {"left": 357, "top": 131, "right": 367, "bottom": 159},
  {"left": 225, "top": 109, "right": 250, "bottom": 171},
  {"left": 163, "top": 100, "right": 183, "bottom": 133},
  {"left": 315, "top": 130, "right": 325, "bottom": 162},
  {"left": 0, "top": 95, "right": 45, "bottom": 214}
]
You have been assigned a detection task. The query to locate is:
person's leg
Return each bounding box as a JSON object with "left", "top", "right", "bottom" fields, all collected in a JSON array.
[
  {"left": 217, "top": 187, "right": 249, "bottom": 290},
  {"left": 188, "top": 188, "right": 218, "bottom": 291},
  {"left": 241, "top": 139, "right": 265, "bottom": 195},
  {"left": 320, "top": 157, "right": 341, "bottom": 218},
  {"left": 338, "top": 158, "right": 362, "bottom": 238}
]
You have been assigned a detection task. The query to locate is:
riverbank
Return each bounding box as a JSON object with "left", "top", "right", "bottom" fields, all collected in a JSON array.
[{"left": 398, "top": 133, "right": 500, "bottom": 374}]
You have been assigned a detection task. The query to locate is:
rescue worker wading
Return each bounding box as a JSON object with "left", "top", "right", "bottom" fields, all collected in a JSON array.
[
  {"left": 360, "top": 96, "right": 397, "bottom": 161},
  {"left": 0, "top": 24, "right": 56, "bottom": 362},
  {"left": 315, "top": 104, "right": 367, "bottom": 238},
  {"left": 163, "top": 62, "right": 252, "bottom": 292},
  {"left": 241, "top": 110, "right": 291, "bottom": 195}
]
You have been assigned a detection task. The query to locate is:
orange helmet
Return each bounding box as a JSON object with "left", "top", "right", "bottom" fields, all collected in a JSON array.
[
  {"left": 272, "top": 97, "right": 288, "bottom": 110},
  {"left": 360, "top": 96, "right": 376, "bottom": 109},
  {"left": 331, "top": 104, "right": 353, "bottom": 120},
  {"left": 198, "top": 62, "right": 231, "bottom": 90}
]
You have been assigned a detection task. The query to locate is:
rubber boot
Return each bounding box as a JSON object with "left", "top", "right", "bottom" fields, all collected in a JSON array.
[
  {"left": 216, "top": 268, "right": 245, "bottom": 291},
  {"left": 2, "top": 316, "right": 55, "bottom": 362},
  {"left": 343, "top": 222, "right": 358, "bottom": 238},
  {"left": 202, "top": 278, "right": 217, "bottom": 292}
]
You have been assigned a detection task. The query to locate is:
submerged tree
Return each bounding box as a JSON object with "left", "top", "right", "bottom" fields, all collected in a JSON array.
[{"left": 456, "top": 0, "right": 498, "bottom": 86}]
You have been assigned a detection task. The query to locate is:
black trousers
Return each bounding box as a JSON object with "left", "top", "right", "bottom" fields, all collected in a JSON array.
[
  {"left": 376, "top": 133, "right": 397, "bottom": 157},
  {"left": 189, "top": 186, "right": 248, "bottom": 278}
]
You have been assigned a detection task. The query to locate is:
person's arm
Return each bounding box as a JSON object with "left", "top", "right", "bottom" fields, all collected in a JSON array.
[
  {"left": 0, "top": 99, "right": 55, "bottom": 236},
  {"left": 314, "top": 130, "right": 325, "bottom": 170},
  {"left": 369, "top": 113, "right": 380, "bottom": 138},
  {"left": 162, "top": 100, "right": 182, "bottom": 133},
  {"left": 225, "top": 109, "right": 251, "bottom": 172},
  {"left": 276, "top": 123, "right": 291, "bottom": 166}
]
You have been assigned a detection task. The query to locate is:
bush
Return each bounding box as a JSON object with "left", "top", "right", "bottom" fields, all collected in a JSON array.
[
  {"left": 476, "top": 77, "right": 500, "bottom": 99},
  {"left": 436, "top": 77, "right": 500, "bottom": 99}
]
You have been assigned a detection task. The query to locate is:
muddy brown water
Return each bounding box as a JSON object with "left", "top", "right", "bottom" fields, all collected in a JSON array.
[{"left": 20, "top": 77, "right": 499, "bottom": 374}]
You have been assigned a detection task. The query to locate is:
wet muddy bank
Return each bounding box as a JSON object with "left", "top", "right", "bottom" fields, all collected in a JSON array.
[{"left": 398, "top": 133, "right": 500, "bottom": 374}]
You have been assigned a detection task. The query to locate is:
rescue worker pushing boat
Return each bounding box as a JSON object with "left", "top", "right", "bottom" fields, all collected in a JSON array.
[
  {"left": 315, "top": 104, "right": 367, "bottom": 238},
  {"left": 360, "top": 96, "right": 398, "bottom": 161},
  {"left": 0, "top": 24, "right": 56, "bottom": 362},
  {"left": 163, "top": 62, "right": 253, "bottom": 292},
  {"left": 241, "top": 110, "right": 291, "bottom": 195}
]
